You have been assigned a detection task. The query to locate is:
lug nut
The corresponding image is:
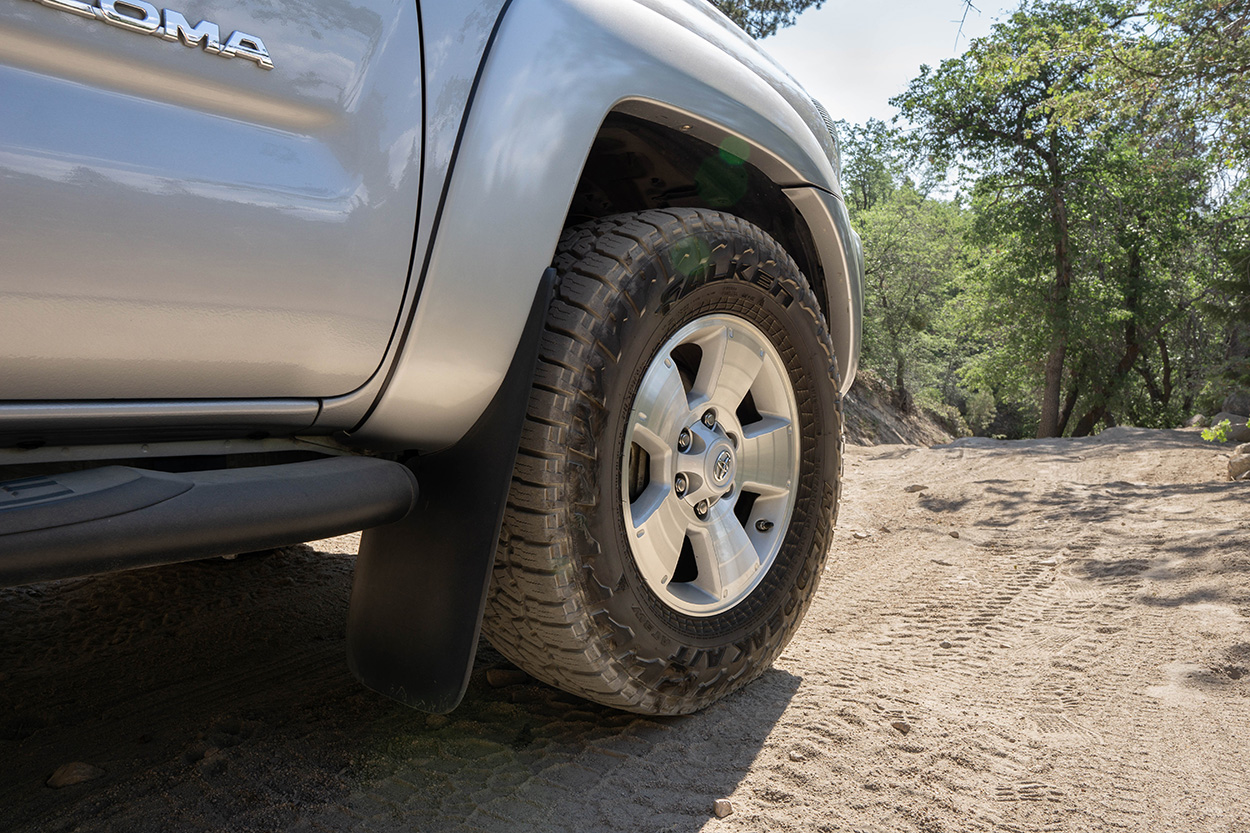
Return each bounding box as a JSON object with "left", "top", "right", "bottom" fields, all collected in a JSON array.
[
  {"left": 723, "top": 485, "right": 734, "bottom": 499},
  {"left": 675, "top": 473, "right": 688, "bottom": 496},
  {"left": 695, "top": 499, "right": 710, "bottom": 519},
  {"left": 755, "top": 519, "right": 774, "bottom": 532},
  {"left": 701, "top": 410, "right": 717, "bottom": 429},
  {"left": 677, "top": 428, "right": 692, "bottom": 452}
]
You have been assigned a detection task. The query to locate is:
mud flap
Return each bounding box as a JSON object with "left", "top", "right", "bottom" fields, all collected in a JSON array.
[{"left": 346, "top": 269, "right": 555, "bottom": 713}]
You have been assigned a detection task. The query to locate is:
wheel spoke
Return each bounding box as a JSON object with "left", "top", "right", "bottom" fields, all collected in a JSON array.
[
  {"left": 690, "top": 325, "right": 765, "bottom": 415},
  {"left": 738, "top": 416, "right": 794, "bottom": 497},
  {"left": 688, "top": 501, "right": 762, "bottom": 604},
  {"left": 628, "top": 483, "right": 690, "bottom": 581},
  {"left": 630, "top": 354, "right": 691, "bottom": 459}
]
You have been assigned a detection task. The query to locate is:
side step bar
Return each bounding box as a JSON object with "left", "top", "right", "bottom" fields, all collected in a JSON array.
[{"left": 0, "top": 456, "right": 418, "bottom": 587}]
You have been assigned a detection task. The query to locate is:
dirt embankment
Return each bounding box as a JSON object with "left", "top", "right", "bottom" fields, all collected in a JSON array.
[
  {"left": 842, "top": 373, "right": 958, "bottom": 447},
  {"left": 2, "top": 426, "right": 1248, "bottom": 832}
]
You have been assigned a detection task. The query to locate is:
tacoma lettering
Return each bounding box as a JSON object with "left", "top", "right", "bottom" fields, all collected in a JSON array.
[{"left": 30, "top": 0, "right": 273, "bottom": 69}]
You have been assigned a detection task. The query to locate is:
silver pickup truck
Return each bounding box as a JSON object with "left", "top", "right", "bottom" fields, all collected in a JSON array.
[{"left": 0, "top": 0, "right": 862, "bottom": 715}]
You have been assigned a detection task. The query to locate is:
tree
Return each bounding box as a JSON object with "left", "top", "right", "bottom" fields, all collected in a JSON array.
[
  {"left": 709, "top": 0, "right": 824, "bottom": 38},
  {"left": 837, "top": 119, "right": 906, "bottom": 216},
  {"left": 857, "top": 183, "right": 970, "bottom": 412},
  {"left": 1059, "top": 129, "right": 1218, "bottom": 433},
  {"left": 1010, "top": 1, "right": 1250, "bottom": 408},
  {"left": 894, "top": 0, "right": 1113, "bottom": 436},
  {"left": 835, "top": 121, "right": 973, "bottom": 413}
]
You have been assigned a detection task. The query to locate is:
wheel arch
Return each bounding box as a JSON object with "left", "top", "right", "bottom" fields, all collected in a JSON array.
[
  {"left": 349, "top": 0, "right": 857, "bottom": 451},
  {"left": 565, "top": 104, "right": 860, "bottom": 391}
]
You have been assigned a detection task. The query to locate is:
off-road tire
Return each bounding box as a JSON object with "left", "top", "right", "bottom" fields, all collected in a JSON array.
[{"left": 482, "top": 208, "right": 842, "bottom": 715}]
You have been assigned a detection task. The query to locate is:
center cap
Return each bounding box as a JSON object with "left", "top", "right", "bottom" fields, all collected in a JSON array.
[{"left": 707, "top": 441, "right": 736, "bottom": 488}]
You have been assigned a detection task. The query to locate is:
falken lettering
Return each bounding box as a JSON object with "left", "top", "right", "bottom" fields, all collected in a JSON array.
[{"left": 31, "top": 0, "right": 274, "bottom": 69}]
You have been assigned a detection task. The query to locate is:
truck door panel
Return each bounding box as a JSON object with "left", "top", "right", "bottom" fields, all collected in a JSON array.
[{"left": 0, "top": 0, "right": 423, "bottom": 399}]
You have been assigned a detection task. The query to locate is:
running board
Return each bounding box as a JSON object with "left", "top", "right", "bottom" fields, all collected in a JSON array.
[{"left": 0, "top": 456, "right": 418, "bottom": 587}]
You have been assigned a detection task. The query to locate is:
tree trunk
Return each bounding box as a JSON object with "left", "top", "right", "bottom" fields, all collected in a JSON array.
[
  {"left": 892, "top": 354, "right": 913, "bottom": 413},
  {"left": 1039, "top": 342, "right": 1067, "bottom": 437},
  {"left": 1057, "top": 368, "right": 1083, "bottom": 436},
  {"left": 1071, "top": 404, "right": 1105, "bottom": 437},
  {"left": 1037, "top": 181, "right": 1073, "bottom": 438}
]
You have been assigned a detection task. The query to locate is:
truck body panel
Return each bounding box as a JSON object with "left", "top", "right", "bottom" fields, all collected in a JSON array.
[{"left": 0, "top": 0, "right": 424, "bottom": 399}]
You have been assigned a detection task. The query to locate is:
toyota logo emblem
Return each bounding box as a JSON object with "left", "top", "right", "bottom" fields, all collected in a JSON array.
[{"left": 713, "top": 449, "right": 733, "bottom": 484}]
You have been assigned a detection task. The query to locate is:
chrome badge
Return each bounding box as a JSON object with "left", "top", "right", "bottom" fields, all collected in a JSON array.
[{"left": 31, "top": 0, "right": 274, "bottom": 70}]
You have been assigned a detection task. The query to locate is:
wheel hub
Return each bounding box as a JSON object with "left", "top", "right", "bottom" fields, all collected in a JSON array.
[{"left": 675, "top": 419, "right": 737, "bottom": 512}]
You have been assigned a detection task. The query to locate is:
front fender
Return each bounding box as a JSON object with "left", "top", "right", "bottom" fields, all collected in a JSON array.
[{"left": 350, "top": 0, "right": 843, "bottom": 449}]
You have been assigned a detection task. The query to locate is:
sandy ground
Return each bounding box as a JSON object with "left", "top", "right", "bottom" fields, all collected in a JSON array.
[{"left": 1, "top": 427, "right": 1248, "bottom": 832}]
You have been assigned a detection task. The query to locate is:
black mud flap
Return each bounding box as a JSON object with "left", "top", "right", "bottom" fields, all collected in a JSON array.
[{"left": 346, "top": 269, "right": 555, "bottom": 713}]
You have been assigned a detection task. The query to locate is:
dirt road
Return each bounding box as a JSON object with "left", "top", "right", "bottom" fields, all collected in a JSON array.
[{"left": 2, "top": 427, "right": 1247, "bottom": 832}]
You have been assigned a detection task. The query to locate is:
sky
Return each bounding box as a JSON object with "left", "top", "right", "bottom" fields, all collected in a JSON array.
[{"left": 761, "top": 0, "right": 1019, "bottom": 126}]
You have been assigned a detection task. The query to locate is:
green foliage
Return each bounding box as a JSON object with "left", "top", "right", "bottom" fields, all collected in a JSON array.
[
  {"left": 708, "top": 0, "right": 824, "bottom": 38},
  {"left": 966, "top": 389, "right": 997, "bottom": 434},
  {"left": 1037, "top": 0, "right": 1250, "bottom": 168},
  {"left": 893, "top": 0, "right": 1132, "bottom": 437},
  {"left": 878, "top": 0, "right": 1246, "bottom": 438},
  {"left": 856, "top": 180, "right": 973, "bottom": 413},
  {"left": 915, "top": 393, "right": 974, "bottom": 438},
  {"left": 820, "top": 0, "right": 1248, "bottom": 440},
  {"left": 836, "top": 119, "right": 906, "bottom": 216},
  {"left": 1202, "top": 419, "right": 1232, "bottom": 442}
]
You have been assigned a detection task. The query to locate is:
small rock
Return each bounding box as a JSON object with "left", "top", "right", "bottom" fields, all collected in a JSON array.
[
  {"left": 1184, "top": 414, "right": 1209, "bottom": 428},
  {"left": 713, "top": 798, "right": 734, "bottom": 819},
  {"left": 47, "top": 762, "right": 104, "bottom": 789},
  {"left": 1230, "top": 453, "right": 1250, "bottom": 481},
  {"left": 903, "top": 484, "right": 928, "bottom": 493},
  {"left": 788, "top": 750, "right": 805, "bottom": 762},
  {"left": 485, "top": 668, "right": 530, "bottom": 688},
  {"left": 939, "top": 641, "right": 952, "bottom": 649},
  {"left": 949, "top": 530, "right": 960, "bottom": 539},
  {"left": 852, "top": 531, "right": 871, "bottom": 540},
  {"left": 890, "top": 720, "right": 912, "bottom": 735}
]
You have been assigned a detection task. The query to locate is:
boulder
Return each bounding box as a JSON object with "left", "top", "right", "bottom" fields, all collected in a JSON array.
[
  {"left": 1184, "top": 414, "right": 1208, "bottom": 428},
  {"left": 1230, "top": 452, "right": 1250, "bottom": 481},
  {"left": 1211, "top": 413, "right": 1250, "bottom": 443},
  {"left": 1222, "top": 392, "right": 1250, "bottom": 417}
]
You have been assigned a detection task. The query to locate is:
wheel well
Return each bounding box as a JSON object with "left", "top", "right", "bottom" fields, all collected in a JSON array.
[{"left": 566, "top": 112, "right": 831, "bottom": 324}]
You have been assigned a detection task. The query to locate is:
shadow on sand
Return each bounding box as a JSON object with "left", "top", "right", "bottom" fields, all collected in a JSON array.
[{"left": 0, "top": 545, "right": 797, "bottom": 832}]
